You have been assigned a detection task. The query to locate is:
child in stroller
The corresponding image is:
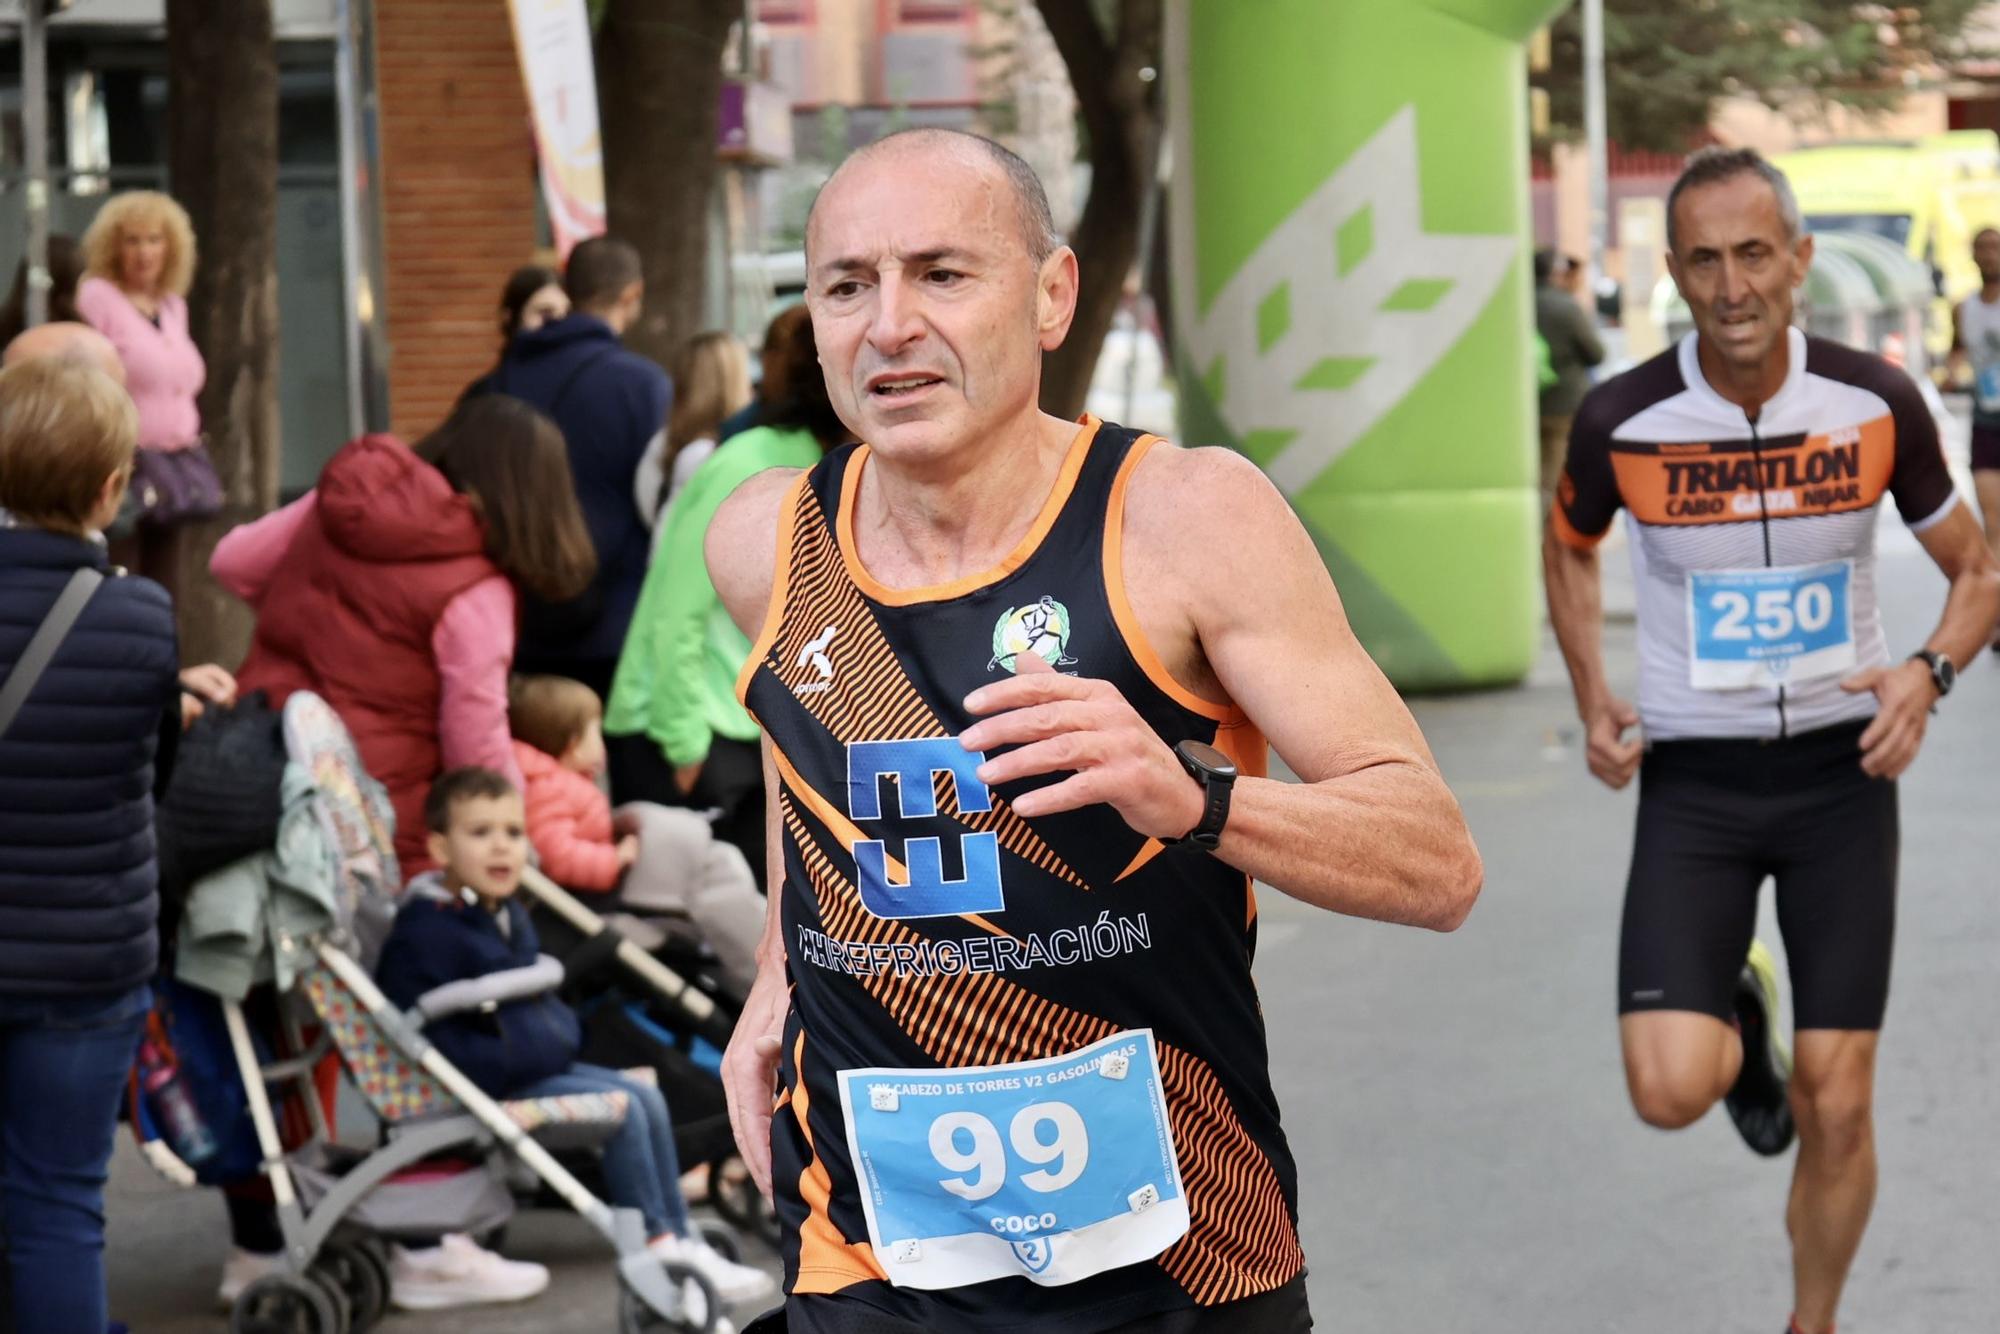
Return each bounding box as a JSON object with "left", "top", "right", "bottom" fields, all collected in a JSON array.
[
  {"left": 508, "top": 673, "right": 762, "bottom": 993},
  {"left": 374, "top": 767, "right": 773, "bottom": 1310}
]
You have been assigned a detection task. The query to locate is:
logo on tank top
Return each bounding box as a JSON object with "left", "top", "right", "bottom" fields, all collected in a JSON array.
[
  {"left": 846, "top": 738, "right": 1005, "bottom": 920},
  {"left": 988, "top": 596, "right": 1077, "bottom": 673},
  {"left": 793, "top": 623, "right": 839, "bottom": 696}
]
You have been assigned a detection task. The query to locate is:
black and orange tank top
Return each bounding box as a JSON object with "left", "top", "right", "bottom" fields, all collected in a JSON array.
[{"left": 738, "top": 417, "right": 1305, "bottom": 1330}]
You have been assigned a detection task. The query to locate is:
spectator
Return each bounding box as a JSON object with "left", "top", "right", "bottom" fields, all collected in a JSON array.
[
  {"left": 632, "top": 330, "right": 753, "bottom": 525},
  {"left": 0, "top": 358, "right": 177, "bottom": 1334},
  {"left": 76, "top": 191, "right": 214, "bottom": 598},
  {"left": 0, "top": 319, "right": 236, "bottom": 728},
  {"left": 606, "top": 310, "right": 849, "bottom": 883},
  {"left": 715, "top": 303, "right": 810, "bottom": 445},
  {"left": 375, "top": 768, "right": 774, "bottom": 1309},
  {"left": 0, "top": 234, "right": 85, "bottom": 346},
  {"left": 489, "top": 236, "right": 671, "bottom": 700},
  {"left": 209, "top": 395, "right": 596, "bottom": 875},
  {"left": 460, "top": 264, "right": 569, "bottom": 402},
  {"left": 1534, "top": 247, "right": 1605, "bottom": 515}
]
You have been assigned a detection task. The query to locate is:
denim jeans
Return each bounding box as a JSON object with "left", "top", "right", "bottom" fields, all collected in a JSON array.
[
  {"left": 514, "top": 1061, "right": 690, "bottom": 1237},
  {"left": 0, "top": 984, "right": 150, "bottom": 1334}
]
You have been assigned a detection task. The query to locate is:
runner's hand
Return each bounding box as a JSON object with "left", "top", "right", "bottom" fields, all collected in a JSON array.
[
  {"left": 722, "top": 965, "right": 789, "bottom": 1201},
  {"left": 960, "top": 651, "right": 1204, "bottom": 842},
  {"left": 1842, "top": 660, "right": 1934, "bottom": 779},
  {"left": 1583, "top": 696, "right": 1643, "bottom": 790}
]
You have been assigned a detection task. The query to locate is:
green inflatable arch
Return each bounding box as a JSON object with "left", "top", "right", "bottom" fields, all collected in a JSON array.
[{"left": 1167, "top": 0, "right": 1569, "bottom": 689}]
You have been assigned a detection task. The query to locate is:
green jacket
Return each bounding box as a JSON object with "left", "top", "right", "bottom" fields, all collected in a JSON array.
[{"left": 606, "top": 425, "right": 825, "bottom": 765}]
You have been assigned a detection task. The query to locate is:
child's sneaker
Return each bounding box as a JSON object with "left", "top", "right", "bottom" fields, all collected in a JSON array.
[
  {"left": 651, "top": 1231, "right": 776, "bottom": 1304},
  {"left": 389, "top": 1233, "right": 549, "bottom": 1310}
]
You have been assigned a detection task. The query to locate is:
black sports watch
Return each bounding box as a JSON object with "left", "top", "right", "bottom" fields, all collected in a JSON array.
[
  {"left": 1910, "top": 649, "right": 1955, "bottom": 701},
  {"left": 1166, "top": 740, "right": 1237, "bottom": 851}
]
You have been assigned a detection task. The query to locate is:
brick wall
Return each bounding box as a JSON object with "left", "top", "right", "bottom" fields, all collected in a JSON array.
[{"left": 375, "top": 0, "right": 540, "bottom": 440}]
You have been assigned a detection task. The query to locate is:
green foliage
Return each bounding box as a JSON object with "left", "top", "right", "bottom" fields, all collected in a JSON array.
[{"left": 1536, "top": 0, "right": 1994, "bottom": 152}]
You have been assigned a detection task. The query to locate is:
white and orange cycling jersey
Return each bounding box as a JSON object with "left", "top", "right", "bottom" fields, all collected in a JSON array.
[{"left": 1554, "top": 328, "right": 1957, "bottom": 741}]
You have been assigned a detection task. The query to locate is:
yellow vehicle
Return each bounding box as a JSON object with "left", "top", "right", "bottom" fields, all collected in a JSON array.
[{"left": 1775, "top": 132, "right": 2000, "bottom": 360}]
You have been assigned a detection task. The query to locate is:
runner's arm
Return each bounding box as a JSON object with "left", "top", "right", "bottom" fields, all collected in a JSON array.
[
  {"left": 708, "top": 467, "right": 804, "bottom": 1199},
  {"left": 1137, "top": 448, "right": 1481, "bottom": 930},
  {"left": 1913, "top": 503, "right": 2000, "bottom": 673}
]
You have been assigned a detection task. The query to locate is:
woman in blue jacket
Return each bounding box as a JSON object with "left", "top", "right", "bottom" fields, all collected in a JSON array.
[{"left": 0, "top": 358, "right": 181, "bottom": 1334}]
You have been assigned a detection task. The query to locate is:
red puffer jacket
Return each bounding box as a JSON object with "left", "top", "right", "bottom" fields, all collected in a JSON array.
[
  {"left": 233, "top": 436, "right": 499, "bottom": 872},
  {"left": 512, "top": 741, "right": 620, "bottom": 891}
]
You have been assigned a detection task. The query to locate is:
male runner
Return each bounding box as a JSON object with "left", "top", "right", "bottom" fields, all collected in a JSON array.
[
  {"left": 1947, "top": 225, "right": 2000, "bottom": 647},
  {"left": 708, "top": 128, "right": 1485, "bottom": 1332},
  {"left": 1545, "top": 147, "right": 2000, "bottom": 1334}
]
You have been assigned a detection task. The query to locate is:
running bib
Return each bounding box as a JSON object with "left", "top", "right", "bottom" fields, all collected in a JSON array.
[
  {"left": 837, "top": 1030, "right": 1188, "bottom": 1290},
  {"left": 1686, "top": 560, "right": 1856, "bottom": 690}
]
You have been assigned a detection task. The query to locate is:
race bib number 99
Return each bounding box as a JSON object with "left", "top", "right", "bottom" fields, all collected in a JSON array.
[
  {"left": 1687, "top": 559, "right": 1856, "bottom": 691},
  {"left": 838, "top": 1031, "right": 1188, "bottom": 1290}
]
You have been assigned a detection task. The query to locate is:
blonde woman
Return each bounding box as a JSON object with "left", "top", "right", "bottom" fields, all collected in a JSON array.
[
  {"left": 77, "top": 190, "right": 213, "bottom": 594},
  {"left": 632, "top": 330, "right": 753, "bottom": 525}
]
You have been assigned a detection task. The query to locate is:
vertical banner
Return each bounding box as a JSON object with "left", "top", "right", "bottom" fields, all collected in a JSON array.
[
  {"left": 1166, "top": 0, "right": 1569, "bottom": 689},
  {"left": 506, "top": 0, "right": 607, "bottom": 256}
]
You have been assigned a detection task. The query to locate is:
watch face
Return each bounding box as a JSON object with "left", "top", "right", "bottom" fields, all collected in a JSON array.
[
  {"left": 1178, "top": 740, "right": 1237, "bottom": 781},
  {"left": 1938, "top": 657, "right": 1956, "bottom": 693}
]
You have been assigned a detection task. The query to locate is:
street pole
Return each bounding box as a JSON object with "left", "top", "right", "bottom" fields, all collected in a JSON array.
[
  {"left": 1582, "top": 0, "right": 1608, "bottom": 301},
  {"left": 23, "top": 0, "right": 51, "bottom": 328}
]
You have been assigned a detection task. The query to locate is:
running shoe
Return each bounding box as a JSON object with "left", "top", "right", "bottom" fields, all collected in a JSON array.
[{"left": 1724, "top": 939, "right": 1795, "bottom": 1157}]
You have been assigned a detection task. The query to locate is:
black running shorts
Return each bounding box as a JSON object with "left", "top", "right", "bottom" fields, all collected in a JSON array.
[
  {"left": 748, "top": 1277, "right": 1314, "bottom": 1334},
  {"left": 1972, "top": 423, "right": 2000, "bottom": 472},
  {"left": 1617, "top": 720, "right": 1898, "bottom": 1032}
]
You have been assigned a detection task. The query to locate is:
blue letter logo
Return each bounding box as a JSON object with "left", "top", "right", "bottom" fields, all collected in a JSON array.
[{"left": 847, "top": 738, "right": 1003, "bottom": 920}]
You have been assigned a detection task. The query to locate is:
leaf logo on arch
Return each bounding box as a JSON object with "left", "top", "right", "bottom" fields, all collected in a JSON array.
[{"left": 1182, "top": 105, "right": 1518, "bottom": 495}]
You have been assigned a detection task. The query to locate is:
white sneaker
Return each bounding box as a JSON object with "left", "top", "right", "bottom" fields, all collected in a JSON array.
[
  {"left": 678, "top": 1276, "right": 737, "bottom": 1334},
  {"left": 217, "top": 1247, "right": 284, "bottom": 1307},
  {"left": 650, "top": 1232, "right": 776, "bottom": 1305},
  {"left": 389, "top": 1233, "right": 550, "bottom": 1310}
]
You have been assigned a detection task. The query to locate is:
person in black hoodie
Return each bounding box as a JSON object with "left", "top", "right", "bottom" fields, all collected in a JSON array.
[
  {"left": 0, "top": 356, "right": 179, "bottom": 1334},
  {"left": 489, "top": 238, "right": 672, "bottom": 699},
  {"left": 375, "top": 769, "right": 773, "bottom": 1309}
]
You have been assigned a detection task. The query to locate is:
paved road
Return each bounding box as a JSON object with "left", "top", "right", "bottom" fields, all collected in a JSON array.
[{"left": 107, "top": 467, "right": 1997, "bottom": 1331}]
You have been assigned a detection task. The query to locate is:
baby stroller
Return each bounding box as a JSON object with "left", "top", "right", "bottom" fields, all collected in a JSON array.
[
  {"left": 517, "top": 863, "right": 779, "bottom": 1249},
  {"left": 149, "top": 692, "right": 724, "bottom": 1333}
]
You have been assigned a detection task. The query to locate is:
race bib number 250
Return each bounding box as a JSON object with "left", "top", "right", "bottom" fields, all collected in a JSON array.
[
  {"left": 838, "top": 1031, "right": 1188, "bottom": 1290},
  {"left": 1687, "top": 559, "right": 1856, "bottom": 691}
]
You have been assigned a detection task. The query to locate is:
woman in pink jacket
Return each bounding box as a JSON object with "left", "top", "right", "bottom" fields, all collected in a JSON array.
[
  {"left": 210, "top": 396, "right": 597, "bottom": 876},
  {"left": 76, "top": 191, "right": 211, "bottom": 595}
]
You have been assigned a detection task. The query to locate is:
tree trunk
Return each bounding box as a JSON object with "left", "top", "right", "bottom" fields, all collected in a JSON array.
[
  {"left": 166, "top": 0, "right": 280, "bottom": 667},
  {"left": 596, "top": 0, "right": 739, "bottom": 369},
  {"left": 1036, "top": 0, "right": 1162, "bottom": 421}
]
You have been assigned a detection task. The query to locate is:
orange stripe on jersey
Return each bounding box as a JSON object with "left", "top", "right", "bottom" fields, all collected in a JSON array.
[
  {"left": 780, "top": 797, "right": 1305, "bottom": 1302},
  {"left": 787, "top": 1030, "right": 889, "bottom": 1294},
  {"left": 1549, "top": 494, "right": 1603, "bottom": 551},
  {"left": 735, "top": 473, "right": 812, "bottom": 709},
  {"left": 1610, "top": 413, "right": 1895, "bottom": 526},
  {"left": 759, "top": 494, "right": 1091, "bottom": 891},
  {"left": 1102, "top": 434, "right": 1248, "bottom": 725},
  {"left": 834, "top": 417, "right": 1101, "bottom": 607}
]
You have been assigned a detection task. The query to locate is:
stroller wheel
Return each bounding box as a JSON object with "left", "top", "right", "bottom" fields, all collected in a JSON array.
[
  {"left": 230, "top": 1273, "right": 343, "bottom": 1334},
  {"left": 314, "top": 1240, "right": 388, "bottom": 1331},
  {"left": 696, "top": 1222, "right": 741, "bottom": 1263},
  {"left": 620, "top": 1264, "right": 722, "bottom": 1334}
]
